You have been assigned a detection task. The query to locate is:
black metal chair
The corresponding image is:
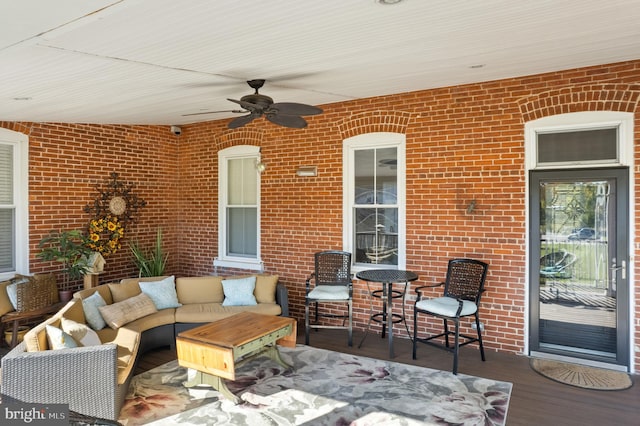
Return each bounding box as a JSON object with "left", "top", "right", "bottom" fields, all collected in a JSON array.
[
  {"left": 305, "top": 251, "right": 353, "bottom": 346},
  {"left": 412, "top": 258, "right": 489, "bottom": 374}
]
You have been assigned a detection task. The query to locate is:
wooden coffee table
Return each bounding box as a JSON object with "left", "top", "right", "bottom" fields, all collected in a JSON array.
[{"left": 176, "top": 311, "right": 297, "bottom": 403}]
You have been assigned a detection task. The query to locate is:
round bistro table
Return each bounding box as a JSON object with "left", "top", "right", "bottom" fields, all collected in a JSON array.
[{"left": 356, "top": 269, "right": 418, "bottom": 358}]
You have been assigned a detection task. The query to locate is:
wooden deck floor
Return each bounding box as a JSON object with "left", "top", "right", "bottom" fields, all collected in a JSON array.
[{"left": 136, "top": 328, "right": 640, "bottom": 426}]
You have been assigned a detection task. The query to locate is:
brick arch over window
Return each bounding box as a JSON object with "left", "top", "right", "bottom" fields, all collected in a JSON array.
[
  {"left": 0, "top": 122, "right": 34, "bottom": 135},
  {"left": 217, "top": 128, "right": 264, "bottom": 150},
  {"left": 517, "top": 84, "right": 640, "bottom": 122},
  {"left": 337, "top": 111, "right": 413, "bottom": 140}
]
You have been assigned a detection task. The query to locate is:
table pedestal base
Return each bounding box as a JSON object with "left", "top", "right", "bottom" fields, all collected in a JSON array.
[{"left": 183, "top": 343, "right": 293, "bottom": 404}]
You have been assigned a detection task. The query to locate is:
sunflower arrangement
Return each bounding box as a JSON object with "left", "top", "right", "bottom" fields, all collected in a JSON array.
[{"left": 87, "top": 214, "right": 125, "bottom": 256}]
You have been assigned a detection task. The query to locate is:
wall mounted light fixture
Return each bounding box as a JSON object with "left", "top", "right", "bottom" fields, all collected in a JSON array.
[
  {"left": 296, "top": 165, "right": 317, "bottom": 177},
  {"left": 255, "top": 153, "right": 266, "bottom": 174}
]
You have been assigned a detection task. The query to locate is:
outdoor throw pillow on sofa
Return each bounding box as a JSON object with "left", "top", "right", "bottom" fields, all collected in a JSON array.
[
  {"left": 139, "top": 276, "right": 181, "bottom": 309},
  {"left": 221, "top": 276, "right": 257, "bottom": 306},
  {"left": 82, "top": 291, "right": 108, "bottom": 330},
  {"left": 45, "top": 324, "right": 78, "bottom": 350},
  {"left": 61, "top": 317, "right": 102, "bottom": 346},
  {"left": 232, "top": 274, "right": 279, "bottom": 304},
  {"left": 98, "top": 292, "right": 158, "bottom": 329}
]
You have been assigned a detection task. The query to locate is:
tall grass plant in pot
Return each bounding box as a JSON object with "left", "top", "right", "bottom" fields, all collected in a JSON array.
[{"left": 129, "top": 228, "right": 168, "bottom": 277}]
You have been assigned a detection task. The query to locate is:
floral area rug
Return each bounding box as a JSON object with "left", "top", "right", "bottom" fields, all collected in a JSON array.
[{"left": 119, "top": 345, "right": 512, "bottom": 426}]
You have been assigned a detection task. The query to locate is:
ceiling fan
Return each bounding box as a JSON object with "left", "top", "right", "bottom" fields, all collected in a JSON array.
[{"left": 183, "top": 79, "right": 323, "bottom": 129}]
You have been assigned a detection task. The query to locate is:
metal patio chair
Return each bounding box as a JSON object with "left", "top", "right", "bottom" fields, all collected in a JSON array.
[{"left": 412, "top": 258, "right": 489, "bottom": 374}]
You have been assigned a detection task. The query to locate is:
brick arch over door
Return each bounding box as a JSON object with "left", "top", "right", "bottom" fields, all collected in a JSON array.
[
  {"left": 336, "top": 110, "right": 413, "bottom": 139},
  {"left": 217, "top": 128, "right": 264, "bottom": 150},
  {"left": 516, "top": 83, "right": 640, "bottom": 121}
]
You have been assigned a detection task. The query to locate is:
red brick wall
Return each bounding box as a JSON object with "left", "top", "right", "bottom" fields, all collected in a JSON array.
[
  {"left": 175, "top": 59, "right": 640, "bottom": 370},
  {"left": 2, "top": 58, "right": 639, "bottom": 371},
  {"left": 0, "top": 121, "right": 181, "bottom": 288}
]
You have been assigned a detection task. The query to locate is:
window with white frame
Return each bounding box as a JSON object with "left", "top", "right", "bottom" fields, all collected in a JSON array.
[
  {"left": 214, "top": 145, "right": 263, "bottom": 271},
  {"left": 0, "top": 128, "right": 29, "bottom": 280},
  {"left": 343, "top": 132, "right": 406, "bottom": 271}
]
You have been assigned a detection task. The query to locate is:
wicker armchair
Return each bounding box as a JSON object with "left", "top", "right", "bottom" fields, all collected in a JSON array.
[
  {"left": 1, "top": 341, "right": 123, "bottom": 420},
  {"left": 305, "top": 251, "right": 353, "bottom": 346},
  {"left": 412, "top": 258, "right": 489, "bottom": 374},
  {"left": 0, "top": 393, "right": 123, "bottom": 425}
]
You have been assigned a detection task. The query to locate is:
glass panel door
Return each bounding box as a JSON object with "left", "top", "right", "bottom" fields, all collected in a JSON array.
[{"left": 530, "top": 168, "right": 629, "bottom": 368}]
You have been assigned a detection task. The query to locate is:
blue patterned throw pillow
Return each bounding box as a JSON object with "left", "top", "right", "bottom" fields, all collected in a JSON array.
[
  {"left": 139, "top": 276, "right": 181, "bottom": 310},
  {"left": 82, "top": 291, "right": 107, "bottom": 330},
  {"left": 221, "top": 276, "right": 257, "bottom": 306}
]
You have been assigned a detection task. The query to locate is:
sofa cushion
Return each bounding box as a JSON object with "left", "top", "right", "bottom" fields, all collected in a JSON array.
[
  {"left": 108, "top": 281, "right": 141, "bottom": 303},
  {"left": 139, "top": 276, "right": 181, "bottom": 309},
  {"left": 82, "top": 291, "right": 108, "bottom": 330},
  {"left": 45, "top": 324, "right": 78, "bottom": 349},
  {"left": 175, "top": 276, "right": 224, "bottom": 304},
  {"left": 74, "top": 285, "right": 114, "bottom": 305},
  {"left": 175, "top": 302, "right": 282, "bottom": 323},
  {"left": 98, "top": 293, "right": 157, "bottom": 329},
  {"left": 61, "top": 317, "right": 102, "bottom": 346},
  {"left": 101, "top": 327, "right": 140, "bottom": 385},
  {"left": 122, "top": 308, "right": 176, "bottom": 334},
  {"left": 221, "top": 276, "right": 257, "bottom": 306},
  {"left": 23, "top": 299, "right": 82, "bottom": 352},
  {"left": 60, "top": 296, "right": 90, "bottom": 324},
  {"left": 23, "top": 316, "right": 60, "bottom": 352},
  {"left": 0, "top": 279, "right": 15, "bottom": 316}
]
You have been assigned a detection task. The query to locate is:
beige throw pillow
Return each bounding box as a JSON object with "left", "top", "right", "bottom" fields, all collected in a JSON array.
[
  {"left": 61, "top": 317, "right": 102, "bottom": 346},
  {"left": 98, "top": 293, "right": 157, "bottom": 329}
]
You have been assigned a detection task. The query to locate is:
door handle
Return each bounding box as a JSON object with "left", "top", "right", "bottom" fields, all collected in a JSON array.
[{"left": 611, "top": 260, "right": 626, "bottom": 280}]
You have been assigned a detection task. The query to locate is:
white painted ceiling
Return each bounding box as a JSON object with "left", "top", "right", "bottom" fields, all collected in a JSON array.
[{"left": 2, "top": 0, "right": 640, "bottom": 126}]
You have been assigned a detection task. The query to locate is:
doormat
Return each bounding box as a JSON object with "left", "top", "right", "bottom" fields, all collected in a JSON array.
[{"left": 530, "top": 358, "right": 632, "bottom": 391}]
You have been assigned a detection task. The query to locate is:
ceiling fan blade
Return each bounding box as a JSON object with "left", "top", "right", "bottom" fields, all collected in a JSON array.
[
  {"left": 270, "top": 102, "right": 323, "bottom": 116},
  {"left": 228, "top": 113, "right": 260, "bottom": 129},
  {"left": 266, "top": 114, "right": 308, "bottom": 129},
  {"left": 182, "top": 109, "right": 244, "bottom": 117},
  {"left": 227, "top": 98, "right": 263, "bottom": 112}
]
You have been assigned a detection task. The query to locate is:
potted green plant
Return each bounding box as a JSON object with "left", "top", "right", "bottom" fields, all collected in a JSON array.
[
  {"left": 129, "top": 228, "right": 168, "bottom": 277},
  {"left": 37, "top": 229, "right": 93, "bottom": 302}
]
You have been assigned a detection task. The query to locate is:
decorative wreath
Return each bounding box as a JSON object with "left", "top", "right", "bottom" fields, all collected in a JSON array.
[
  {"left": 86, "top": 214, "right": 125, "bottom": 256},
  {"left": 83, "top": 172, "right": 146, "bottom": 228}
]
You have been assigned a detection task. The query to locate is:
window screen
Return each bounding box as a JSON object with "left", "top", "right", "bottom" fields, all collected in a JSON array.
[{"left": 0, "top": 144, "right": 15, "bottom": 272}]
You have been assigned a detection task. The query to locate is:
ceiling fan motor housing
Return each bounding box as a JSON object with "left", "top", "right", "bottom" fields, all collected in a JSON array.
[{"left": 241, "top": 93, "right": 274, "bottom": 109}]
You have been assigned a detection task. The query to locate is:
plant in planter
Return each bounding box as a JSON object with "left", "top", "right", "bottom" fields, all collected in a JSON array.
[
  {"left": 37, "top": 229, "right": 93, "bottom": 301},
  {"left": 129, "top": 228, "right": 168, "bottom": 277}
]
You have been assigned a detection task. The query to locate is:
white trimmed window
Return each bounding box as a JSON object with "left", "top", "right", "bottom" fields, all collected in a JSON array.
[
  {"left": 343, "top": 132, "right": 406, "bottom": 271},
  {"left": 0, "top": 128, "right": 29, "bottom": 280},
  {"left": 214, "top": 145, "right": 262, "bottom": 271}
]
